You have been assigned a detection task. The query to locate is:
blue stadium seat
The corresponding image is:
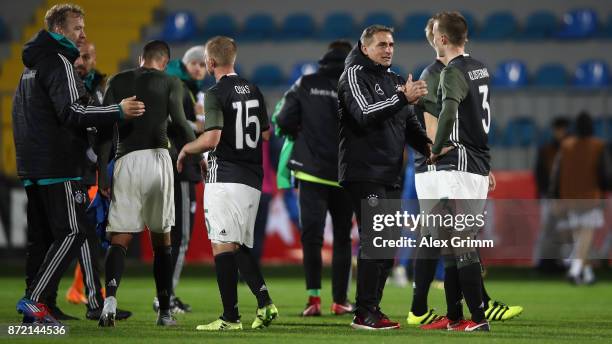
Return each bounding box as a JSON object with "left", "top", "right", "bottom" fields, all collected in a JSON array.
[
  {"left": 592, "top": 117, "right": 612, "bottom": 139},
  {"left": 493, "top": 60, "right": 528, "bottom": 89},
  {"left": 252, "top": 64, "right": 285, "bottom": 87},
  {"left": 319, "top": 12, "right": 355, "bottom": 40},
  {"left": 476, "top": 11, "right": 518, "bottom": 41},
  {"left": 161, "top": 11, "right": 197, "bottom": 42},
  {"left": 396, "top": 13, "right": 431, "bottom": 41},
  {"left": 240, "top": 14, "right": 277, "bottom": 41},
  {"left": 574, "top": 60, "right": 610, "bottom": 88},
  {"left": 518, "top": 11, "right": 558, "bottom": 40},
  {"left": 596, "top": 14, "right": 612, "bottom": 38},
  {"left": 557, "top": 9, "right": 598, "bottom": 39},
  {"left": 462, "top": 12, "right": 478, "bottom": 37},
  {"left": 533, "top": 63, "right": 567, "bottom": 88},
  {"left": 280, "top": 13, "right": 315, "bottom": 40},
  {"left": 200, "top": 14, "right": 237, "bottom": 39},
  {"left": 487, "top": 120, "right": 500, "bottom": 146},
  {"left": 362, "top": 12, "right": 395, "bottom": 30},
  {"left": 288, "top": 61, "right": 318, "bottom": 84},
  {"left": 502, "top": 117, "right": 538, "bottom": 147}
]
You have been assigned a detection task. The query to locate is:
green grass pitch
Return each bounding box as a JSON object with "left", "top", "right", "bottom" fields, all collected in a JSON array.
[{"left": 1, "top": 268, "right": 611, "bottom": 343}]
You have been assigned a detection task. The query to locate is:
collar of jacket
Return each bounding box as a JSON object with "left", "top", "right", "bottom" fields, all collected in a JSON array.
[
  {"left": 22, "top": 30, "right": 80, "bottom": 68},
  {"left": 165, "top": 59, "right": 204, "bottom": 95},
  {"left": 344, "top": 40, "right": 392, "bottom": 73},
  {"left": 83, "top": 69, "right": 105, "bottom": 92}
]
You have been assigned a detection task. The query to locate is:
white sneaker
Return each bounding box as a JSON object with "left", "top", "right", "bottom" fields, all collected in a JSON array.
[{"left": 99, "top": 296, "right": 117, "bottom": 327}]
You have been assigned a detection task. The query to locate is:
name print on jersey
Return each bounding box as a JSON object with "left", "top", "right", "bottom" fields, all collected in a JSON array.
[{"left": 235, "top": 85, "right": 251, "bottom": 94}]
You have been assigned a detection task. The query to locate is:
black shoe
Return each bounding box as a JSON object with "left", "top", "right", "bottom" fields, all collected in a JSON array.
[
  {"left": 172, "top": 296, "right": 192, "bottom": 313},
  {"left": 48, "top": 305, "right": 79, "bottom": 321},
  {"left": 87, "top": 307, "right": 132, "bottom": 320}
]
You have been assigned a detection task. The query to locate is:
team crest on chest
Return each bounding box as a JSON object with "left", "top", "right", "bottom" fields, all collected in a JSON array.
[{"left": 374, "top": 83, "right": 384, "bottom": 95}]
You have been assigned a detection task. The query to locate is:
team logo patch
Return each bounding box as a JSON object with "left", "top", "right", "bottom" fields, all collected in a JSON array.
[
  {"left": 367, "top": 194, "right": 381, "bottom": 207},
  {"left": 219, "top": 229, "right": 227, "bottom": 236},
  {"left": 74, "top": 190, "right": 87, "bottom": 204},
  {"left": 375, "top": 83, "right": 384, "bottom": 95}
]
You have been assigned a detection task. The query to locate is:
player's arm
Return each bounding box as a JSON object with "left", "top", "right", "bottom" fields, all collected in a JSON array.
[
  {"left": 259, "top": 89, "right": 271, "bottom": 141},
  {"left": 168, "top": 77, "right": 197, "bottom": 143},
  {"left": 96, "top": 81, "right": 120, "bottom": 197},
  {"left": 405, "top": 108, "right": 432, "bottom": 157},
  {"left": 431, "top": 66, "right": 469, "bottom": 162},
  {"left": 341, "top": 69, "right": 421, "bottom": 128},
  {"left": 177, "top": 90, "right": 223, "bottom": 172},
  {"left": 44, "top": 61, "right": 144, "bottom": 128},
  {"left": 419, "top": 67, "right": 442, "bottom": 142},
  {"left": 274, "top": 78, "right": 302, "bottom": 139}
]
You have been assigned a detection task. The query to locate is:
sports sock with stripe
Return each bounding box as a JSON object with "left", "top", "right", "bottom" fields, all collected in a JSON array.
[
  {"left": 458, "top": 262, "right": 485, "bottom": 323},
  {"left": 235, "top": 245, "right": 272, "bottom": 308},
  {"left": 153, "top": 245, "right": 173, "bottom": 311},
  {"left": 104, "top": 244, "right": 127, "bottom": 299},
  {"left": 443, "top": 258, "right": 464, "bottom": 321}
]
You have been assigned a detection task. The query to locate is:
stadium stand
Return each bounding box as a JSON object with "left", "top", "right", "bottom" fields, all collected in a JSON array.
[
  {"left": 493, "top": 60, "right": 529, "bottom": 88},
  {"left": 160, "top": 11, "right": 197, "bottom": 42},
  {"left": 319, "top": 12, "right": 355, "bottom": 40},
  {"left": 476, "top": 11, "right": 518, "bottom": 40},
  {"left": 518, "top": 10, "right": 558, "bottom": 40},
  {"left": 396, "top": 13, "right": 431, "bottom": 41},
  {"left": 557, "top": 8, "right": 598, "bottom": 39},
  {"left": 200, "top": 13, "right": 238, "bottom": 40},
  {"left": 240, "top": 13, "right": 277, "bottom": 41},
  {"left": 574, "top": 60, "right": 610, "bottom": 88},
  {"left": 279, "top": 13, "right": 316, "bottom": 40},
  {"left": 533, "top": 63, "right": 568, "bottom": 88}
]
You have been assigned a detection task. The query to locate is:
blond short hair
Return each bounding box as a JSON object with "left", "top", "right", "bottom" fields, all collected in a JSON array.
[
  {"left": 45, "top": 3, "right": 84, "bottom": 31},
  {"left": 205, "top": 36, "right": 237, "bottom": 67}
]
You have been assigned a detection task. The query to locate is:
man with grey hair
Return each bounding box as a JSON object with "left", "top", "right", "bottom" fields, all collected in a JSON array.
[
  {"left": 13, "top": 3, "right": 144, "bottom": 324},
  {"left": 337, "top": 24, "right": 431, "bottom": 330}
]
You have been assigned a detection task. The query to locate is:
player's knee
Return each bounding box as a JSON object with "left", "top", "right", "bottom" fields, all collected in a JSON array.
[{"left": 455, "top": 250, "right": 480, "bottom": 269}]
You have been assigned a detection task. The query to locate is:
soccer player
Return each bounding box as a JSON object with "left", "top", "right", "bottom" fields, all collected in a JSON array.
[
  {"left": 275, "top": 41, "right": 355, "bottom": 316},
  {"left": 408, "top": 16, "right": 523, "bottom": 328},
  {"left": 96, "top": 40, "right": 197, "bottom": 327},
  {"left": 177, "top": 36, "right": 278, "bottom": 331},
  {"left": 13, "top": 3, "right": 144, "bottom": 324},
  {"left": 153, "top": 45, "right": 208, "bottom": 314},
  {"left": 420, "top": 11, "right": 493, "bottom": 331},
  {"left": 337, "top": 25, "right": 431, "bottom": 330}
]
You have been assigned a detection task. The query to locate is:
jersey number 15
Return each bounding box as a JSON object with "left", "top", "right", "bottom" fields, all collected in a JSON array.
[{"left": 232, "top": 100, "right": 261, "bottom": 150}]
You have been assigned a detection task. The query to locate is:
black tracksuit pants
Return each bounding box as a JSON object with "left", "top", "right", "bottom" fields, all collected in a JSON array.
[
  {"left": 345, "top": 182, "right": 400, "bottom": 314},
  {"left": 24, "top": 181, "right": 88, "bottom": 304},
  {"left": 298, "top": 180, "right": 353, "bottom": 303}
]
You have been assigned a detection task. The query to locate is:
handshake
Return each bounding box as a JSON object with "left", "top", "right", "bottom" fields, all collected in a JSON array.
[{"left": 399, "top": 74, "right": 428, "bottom": 104}]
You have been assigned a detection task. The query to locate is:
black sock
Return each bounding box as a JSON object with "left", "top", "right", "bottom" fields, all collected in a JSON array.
[
  {"left": 481, "top": 278, "right": 491, "bottom": 308},
  {"left": 458, "top": 262, "right": 485, "bottom": 323},
  {"left": 214, "top": 252, "right": 239, "bottom": 322},
  {"left": 443, "top": 259, "right": 463, "bottom": 321},
  {"left": 411, "top": 257, "right": 439, "bottom": 316},
  {"left": 235, "top": 246, "right": 271, "bottom": 308},
  {"left": 105, "top": 244, "right": 127, "bottom": 299},
  {"left": 153, "top": 245, "right": 173, "bottom": 312}
]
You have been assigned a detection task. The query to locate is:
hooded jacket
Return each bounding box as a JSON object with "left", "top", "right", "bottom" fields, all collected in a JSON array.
[
  {"left": 12, "top": 30, "right": 122, "bottom": 180},
  {"left": 275, "top": 48, "right": 348, "bottom": 183},
  {"left": 165, "top": 59, "right": 202, "bottom": 182},
  {"left": 338, "top": 42, "right": 430, "bottom": 187}
]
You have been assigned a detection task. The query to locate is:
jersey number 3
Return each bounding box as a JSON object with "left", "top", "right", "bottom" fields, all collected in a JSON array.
[
  {"left": 232, "top": 100, "right": 260, "bottom": 150},
  {"left": 478, "top": 85, "right": 491, "bottom": 134}
]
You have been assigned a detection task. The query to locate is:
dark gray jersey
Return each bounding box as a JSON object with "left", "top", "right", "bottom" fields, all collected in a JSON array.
[
  {"left": 435, "top": 55, "right": 491, "bottom": 175},
  {"left": 203, "top": 74, "right": 269, "bottom": 190}
]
